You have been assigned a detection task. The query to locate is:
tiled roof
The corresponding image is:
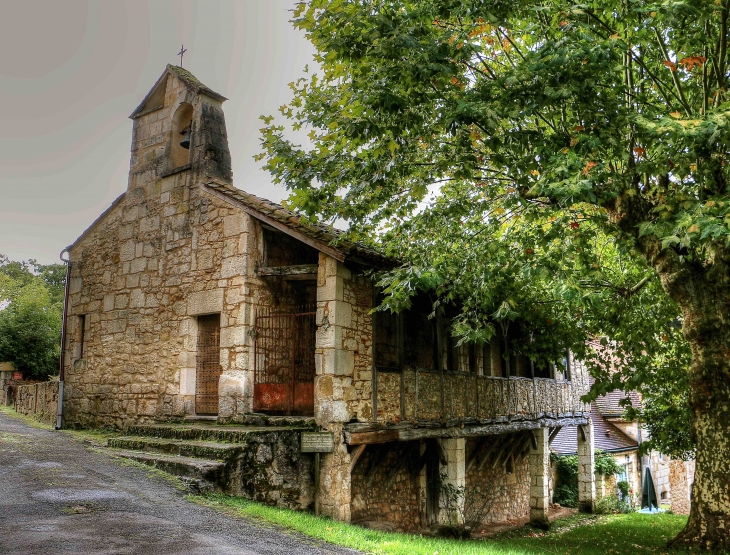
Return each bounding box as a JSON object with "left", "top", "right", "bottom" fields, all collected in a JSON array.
[
  {"left": 588, "top": 377, "right": 641, "bottom": 417},
  {"left": 550, "top": 402, "right": 639, "bottom": 455},
  {"left": 204, "top": 180, "right": 398, "bottom": 269}
]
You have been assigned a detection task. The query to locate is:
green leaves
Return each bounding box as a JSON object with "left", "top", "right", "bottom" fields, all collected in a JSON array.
[
  {"left": 258, "top": 0, "right": 730, "bottom": 459},
  {"left": 0, "top": 255, "right": 64, "bottom": 379}
]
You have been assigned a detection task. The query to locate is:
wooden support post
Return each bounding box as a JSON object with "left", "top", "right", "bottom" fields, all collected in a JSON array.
[
  {"left": 372, "top": 288, "right": 378, "bottom": 423},
  {"left": 398, "top": 313, "right": 405, "bottom": 420},
  {"left": 349, "top": 444, "right": 367, "bottom": 474},
  {"left": 315, "top": 452, "right": 320, "bottom": 516}
]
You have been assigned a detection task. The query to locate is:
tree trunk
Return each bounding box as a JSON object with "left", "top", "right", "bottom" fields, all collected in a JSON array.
[{"left": 662, "top": 265, "right": 730, "bottom": 551}]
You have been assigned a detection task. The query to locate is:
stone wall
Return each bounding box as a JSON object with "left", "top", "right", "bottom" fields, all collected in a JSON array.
[
  {"left": 14, "top": 381, "right": 59, "bottom": 425},
  {"left": 465, "top": 436, "right": 531, "bottom": 525},
  {"left": 63, "top": 69, "right": 265, "bottom": 428},
  {"left": 351, "top": 441, "right": 425, "bottom": 531},
  {"left": 350, "top": 435, "right": 533, "bottom": 533},
  {"left": 228, "top": 429, "right": 315, "bottom": 510}
]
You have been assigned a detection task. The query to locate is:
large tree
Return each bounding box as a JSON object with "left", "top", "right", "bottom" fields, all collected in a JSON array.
[
  {"left": 0, "top": 255, "right": 64, "bottom": 380},
  {"left": 260, "top": 0, "right": 730, "bottom": 548}
]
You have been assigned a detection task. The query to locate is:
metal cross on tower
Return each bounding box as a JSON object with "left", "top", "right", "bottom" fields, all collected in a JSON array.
[{"left": 177, "top": 45, "right": 187, "bottom": 67}]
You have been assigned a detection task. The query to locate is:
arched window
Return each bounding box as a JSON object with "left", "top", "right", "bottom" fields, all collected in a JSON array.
[{"left": 170, "top": 103, "right": 193, "bottom": 168}]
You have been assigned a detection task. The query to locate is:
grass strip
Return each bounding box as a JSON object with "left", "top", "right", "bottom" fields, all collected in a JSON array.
[{"left": 194, "top": 494, "right": 691, "bottom": 555}]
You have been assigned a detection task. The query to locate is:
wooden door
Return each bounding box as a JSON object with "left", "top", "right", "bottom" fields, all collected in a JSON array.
[
  {"left": 196, "top": 314, "right": 221, "bottom": 415},
  {"left": 254, "top": 309, "right": 316, "bottom": 415}
]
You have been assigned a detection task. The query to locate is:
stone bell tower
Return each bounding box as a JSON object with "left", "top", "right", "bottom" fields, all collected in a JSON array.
[{"left": 127, "top": 64, "right": 232, "bottom": 191}]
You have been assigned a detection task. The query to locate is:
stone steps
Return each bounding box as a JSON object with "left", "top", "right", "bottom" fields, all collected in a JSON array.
[
  {"left": 108, "top": 436, "right": 244, "bottom": 460},
  {"left": 108, "top": 448, "right": 227, "bottom": 493},
  {"left": 126, "top": 420, "right": 314, "bottom": 443},
  {"left": 106, "top": 420, "right": 315, "bottom": 500}
]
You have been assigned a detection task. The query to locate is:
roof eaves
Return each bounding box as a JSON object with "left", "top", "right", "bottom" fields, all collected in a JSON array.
[{"left": 201, "top": 180, "right": 397, "bottom": 269}]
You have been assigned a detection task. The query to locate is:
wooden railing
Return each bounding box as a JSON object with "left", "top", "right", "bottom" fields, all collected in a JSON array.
[{"left": 374, "top": 370, "right": 589, "bottom": 425}]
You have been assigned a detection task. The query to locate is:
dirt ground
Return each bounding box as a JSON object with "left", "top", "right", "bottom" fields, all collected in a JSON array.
[
  {"left": 0, "top": 410, "right": 359, "bottom": 555},
  {"left": 473, "top": 506, "right": 578, "bottom": 538}
]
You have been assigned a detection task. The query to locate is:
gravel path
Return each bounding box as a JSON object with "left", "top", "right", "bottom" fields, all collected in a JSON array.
[{"left": 0, "top": 411, "right": 360, "bottom": 555}]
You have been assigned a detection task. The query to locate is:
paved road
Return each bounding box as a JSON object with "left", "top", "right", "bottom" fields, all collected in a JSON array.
[{"left": 0, "top": 411, "right": 359, "bottom": 555}]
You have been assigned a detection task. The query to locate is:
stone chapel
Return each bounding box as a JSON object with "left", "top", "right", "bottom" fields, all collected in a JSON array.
[{"left": 62, "top": 65, "right": 597, "bottom": 531}]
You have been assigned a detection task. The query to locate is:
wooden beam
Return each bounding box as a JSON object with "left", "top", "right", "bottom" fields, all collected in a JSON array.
[
  {"left": 477, "top": 437, "right": 504, "bottom": 471},
  {"left": 432, "top": 439, "right": 447, "bottom": 466},
  {"left": 344, "top": 416, "right": 590, "bottom": 445},
  {"left": 549, "top": 426, "right": 562, "bottom": 444},
  {"left": 492, "top": 433, "right": 522, "bottom": 469},
  {"left": 256, "top": 264, "right": 318, "bottom": 277},
  {"left": 466, "top": 436, "right": 490, "bottom": 474},
  {"left": 365, "top": 445, "right": 387, "bottom": 487},
  {"left": 349, "top": 444, "right": 367, "bottom": 474},
  {"left": 409, "top": 443, "right": 431, "bottom": 481},
  {"left": 501, "top": 433, "right": 528, "bottom": 467}
]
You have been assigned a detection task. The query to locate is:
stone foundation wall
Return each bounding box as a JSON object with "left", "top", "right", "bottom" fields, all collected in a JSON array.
[
  {"left": 351, "top": 441, "right": 425, "bottom": 531},
  {"left": 465, "top": 436, "right": 530, "bottom": 525},
  {"left": 229, "top": 429, "right": 315, "bottom": 510},
  {"left": 14, "top": 381, "right": 59, "bottom": 425}
]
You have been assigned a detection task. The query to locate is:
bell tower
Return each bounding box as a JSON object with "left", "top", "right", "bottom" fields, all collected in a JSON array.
[{"left": 127, "top": 65, "right": 232, "bottom": 191}]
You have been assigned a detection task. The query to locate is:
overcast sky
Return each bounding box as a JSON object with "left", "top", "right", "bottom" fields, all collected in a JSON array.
[{"left": 0, "top": 0, "right": 315, "bottom": 265}]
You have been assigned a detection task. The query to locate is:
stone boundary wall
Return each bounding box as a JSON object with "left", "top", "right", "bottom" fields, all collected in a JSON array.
[{"left": 14, "top": 381, "right": 59, "bottom": 425}]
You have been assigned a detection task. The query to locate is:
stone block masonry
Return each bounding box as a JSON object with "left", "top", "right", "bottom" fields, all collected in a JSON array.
[
  {"left": 577, "top": 419, "right": 596, "bottom": 512},
  {"left": 528, "top": 427, "right": 550, "bottom": 528},
  {"left": 14, "top": 381, "right": 59, "bottom": 426}
]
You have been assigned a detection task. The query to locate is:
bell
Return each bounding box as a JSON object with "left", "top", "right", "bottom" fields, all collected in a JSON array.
[{"left": 179, "top": 128, "right": 191, "bottom": 149}]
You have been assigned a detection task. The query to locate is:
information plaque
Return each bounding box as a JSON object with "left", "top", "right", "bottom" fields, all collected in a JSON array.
[{"left": 300, "top": 432, "right": 334, "bottom": 453}]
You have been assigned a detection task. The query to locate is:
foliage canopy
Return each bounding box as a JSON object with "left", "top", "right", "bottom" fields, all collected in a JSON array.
[
  {"left": 0, "top": 255, "right": 64, "bottom": 380},
  {"left": 259, "top": 0, "right": 730, "bottom": 547}
]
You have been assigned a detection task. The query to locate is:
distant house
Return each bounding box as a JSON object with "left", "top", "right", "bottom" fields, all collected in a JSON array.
[{"left": 551, "top": 383, "right": 695, "bottom": 514}]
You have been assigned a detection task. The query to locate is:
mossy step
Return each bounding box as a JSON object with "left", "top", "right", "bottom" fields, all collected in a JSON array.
[
  {"left": 108, "top": 449, "right": 226, "bottom": 485},
  {"left": 125, "top": 423, "right": 309, "bottom": 443},
  {"left": 108, "top": 436, "right": 243, "bottom": 460}
]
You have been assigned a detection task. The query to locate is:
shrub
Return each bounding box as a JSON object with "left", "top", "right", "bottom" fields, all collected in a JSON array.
[{"left": 595, "top": 494, "right": 632, "bottom": 514}]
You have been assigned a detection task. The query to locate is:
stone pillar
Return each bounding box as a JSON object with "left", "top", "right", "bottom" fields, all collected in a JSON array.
[
  {"left": 314, "top": 254, "right": 355, "bottom": 521},
  {"left": 439, "top": 438, "right": 466, "bottom": 525},
  {"left": 529, "top": 427, "right": 550, "bottom": 528},
  {"left": 577, "top": 419, "right": 596, "bottom": 513},
  {"left": 317, "top": 424, "right": 351, "bottom": 521}
]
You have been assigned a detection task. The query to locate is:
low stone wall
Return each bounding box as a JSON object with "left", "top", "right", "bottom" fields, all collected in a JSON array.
[{"left": 14, "top": 381, "right": 59, "bottom": 425}]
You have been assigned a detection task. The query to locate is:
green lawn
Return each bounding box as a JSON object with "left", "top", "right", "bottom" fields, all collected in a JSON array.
[{"left": 196, "top": 494, "right": 694, "bottom": 555}]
